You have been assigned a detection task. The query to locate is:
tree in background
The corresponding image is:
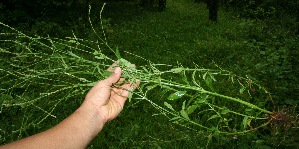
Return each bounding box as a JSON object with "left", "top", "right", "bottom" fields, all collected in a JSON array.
[
  {"left": 225, "top": 0, "right": 299, "bottom": 35},
  {"left": 193, "top": 0, "right": 218, "bottom": 22},
  {"left": 158, "top": 0, "right": 166, "bottom": 11},
  {"left": 0, "top": 0, "right": 95, "bottom": 26},
  {"left": 208, "top": 0, "right": 218, "bottom": 22},
  {"left": 140, "top": 0, "right": 166, "bottom": 11}
]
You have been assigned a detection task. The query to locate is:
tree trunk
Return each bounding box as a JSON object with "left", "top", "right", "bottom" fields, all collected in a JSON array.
[
  {"left": 158, "top": 0, "right": 166, "bottom": 11},
  {"left": 208, "top": 0, "right": 218, "bottom": 22},
  {"left": 297, "top": 2, "right": 299, "bottom": 35}
]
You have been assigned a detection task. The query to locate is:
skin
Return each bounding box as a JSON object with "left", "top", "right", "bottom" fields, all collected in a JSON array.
[{"left": 0, "top": 66, "right": 139, "bottom": 149}]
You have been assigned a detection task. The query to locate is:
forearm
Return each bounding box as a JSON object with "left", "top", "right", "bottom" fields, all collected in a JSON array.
[
  {"left": 1, "top": 102, "right": 104, "bottom": 149},
  {"left": 0, "top": 66, "right": 134, "bottom": 149}
]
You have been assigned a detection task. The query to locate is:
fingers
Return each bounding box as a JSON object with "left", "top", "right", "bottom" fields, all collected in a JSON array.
[
  {"left": 107, "top": 62, "right": 119, "bottom": 72},
  {"left": 106, "top": 62, "right": 140, "bottom": 90},
  {"left": 125, "top": 80, "right": 140, "bottom": 91},
  {"left": 118, "top": 81, "right": 140, "bottom": 97},
  {"left": 104, "top": 67, "right": 122, "bottom": 86}
]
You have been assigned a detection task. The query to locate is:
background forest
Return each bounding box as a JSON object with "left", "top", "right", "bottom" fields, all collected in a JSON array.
[{"left": 1, "top": 0, "right": 299, "bottom": 148}]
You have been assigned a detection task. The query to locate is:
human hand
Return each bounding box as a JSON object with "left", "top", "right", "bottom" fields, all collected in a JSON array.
[
  {"left": 0, "top": 64, "right": 139, "bottom": 149},
  {"left": 82, "top": 64, "right": 139, "bottom": 124}
]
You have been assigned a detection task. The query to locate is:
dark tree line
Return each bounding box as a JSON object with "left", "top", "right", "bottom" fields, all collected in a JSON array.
[
  {"left": 0, "top": 0, "right": 83, "bottom": 18},
  {"left": 194, "top": 0, "right": 218, "bottom": 22},
  {"left": 194, "top": 0, "right": 299, "bottom": 34},
  {"left": 0, "top": 0, "right": 167, "bottom": 22},
  {"left": 0, "top": 0, "right": 116, "bottom": 26},
  {"left": 0, "top": 0, "right": 167, "bottom": 13},
  {"left": 140, "top": 0, "right": 166, "bottom": 11},
  {"left": 207, "top": 0, "right": 218, "bottom": 22},
  {"left": 1, "top": 0, "right": 298, "bottom": 32}
]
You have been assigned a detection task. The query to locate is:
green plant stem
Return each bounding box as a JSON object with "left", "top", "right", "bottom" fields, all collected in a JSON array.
[
  {"left": 202, "top": 90, "right": 272, "bottom": 114},
  {"left": 141, "top": 78, "right": 272, "bottom": 114},
  {"left": 137, "top": 92, "right": 268, "bottom": 134}
]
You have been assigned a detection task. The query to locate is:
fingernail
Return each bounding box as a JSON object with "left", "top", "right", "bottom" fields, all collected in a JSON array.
[{"left": 114, "top": 67, "right": 121, "bottom": 74}]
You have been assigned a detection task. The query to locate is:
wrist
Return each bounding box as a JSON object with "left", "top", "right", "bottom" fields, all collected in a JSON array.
[{"left": 76, "top": 101, "right": 106, "bottom": 136}]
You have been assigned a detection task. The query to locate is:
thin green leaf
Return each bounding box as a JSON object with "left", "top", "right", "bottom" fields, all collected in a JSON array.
[
  {"left": 141, "top": 66, "right": 149, "bottom": 73},
  {"left": 230, "top": 75, "right": 235, "bottom": 83},
  {"left": 128, "top": 87, "right": 133, "bottom": 102},
  {"left": 102, "top": 70, "right": 112, "bottom": 78},
  {"left": 221, "top": 107, "right": 231, "bottom": 115},
  {"left": 204, "top": 76, "right": 214, "bottom": 91},
  {"left": 242, "top": 116, "right": 249, "bottom": 129},
  {"left": 93, "top": 51, "right": 100, "bottom": 55},
  {"left": 207, "top": 115, "right": 220, "bottom": 121},
  {"left": 210, "top": 126, "right": 219, "bottom": 132},
  {"left": 138, "top": 83, "right": 147, "bottom": 91},
  {"left": 182, "top": 100, "right": 186, "bottom": 110},
  {"left": 203, "top": 71, "right": 208, "bottom": 80},
  {"left": 209, "top": 73, "right": 216, "bottom": 81},
  {"left": 167, "top": 91, "right": 186, "bottom": 100},
  {"left": 192, "top": 71, "right": 201, "bottom": 87},
  {"left": 95, "top": 56, "right": 104, "bottom": 60},
  {"left": 170, "top": 67, "right": 184, "bottom": 73},
  {"left": 93, "top": 51, "right": 107, "bottom": 60},
  {"left": 118, "top": 58, "right": 134, "bottom": 68},
  {"left": 186, "top": 105, "right": 198, "bottom": 115},
  {"left": 245, "top": 108, "right": 253, "bottom": 115},
  {"left": 146, "top": 84, "right": 158, "bottom": 91},
  {"left": 181, "top": 71, "right": 190, "bottom": 85},
  {"left": 53, "top": 43, "right": 66, "bottom": 50},
  {"left": 255, "top": 140, "right": 265, "bottom": 144},
  {"left": 115, "top": 47, "right": 121, "bottom": 59},
  {"left": 68, "top": 51, "right": 81, "bottom": 59},
  {"left": 239, "top": 87, "right": 245, "bottom": 94},
  {"left": 195, "top": 97, "right": 206, "bottom": 104},
  {"left": 180, "top": 110, "right": 190, "bottom": 120},
  {"left": 68, "top": 39, "right": 76, "bottom": 43},
  {"left": 169, "top": 117, "right": 180, "bottom": 121},
  {"left": 164, "top": 102, "right": 175, "bottom": 111}
]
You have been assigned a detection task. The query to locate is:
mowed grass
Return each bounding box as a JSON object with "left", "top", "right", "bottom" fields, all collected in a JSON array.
[
  {"left": 105, "top": 0, "right": 249, "bottom": 69},
  {"left": 87, "top": 0, "right": 275, "bottom": 148}
]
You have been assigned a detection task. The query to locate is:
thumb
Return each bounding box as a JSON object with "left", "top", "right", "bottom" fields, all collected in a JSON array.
[{"left": 104, "top": 67, "right": 122, "bottom": 86}]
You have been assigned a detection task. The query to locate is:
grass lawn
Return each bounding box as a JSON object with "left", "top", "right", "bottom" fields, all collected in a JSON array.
[{"left": 88, "top": 0, "right": 298, "bottom": 148}]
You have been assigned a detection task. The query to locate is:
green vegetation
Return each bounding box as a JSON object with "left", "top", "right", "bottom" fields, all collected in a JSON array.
[{"left": 1, "top": 0, "right": 298, "bottom": 148}]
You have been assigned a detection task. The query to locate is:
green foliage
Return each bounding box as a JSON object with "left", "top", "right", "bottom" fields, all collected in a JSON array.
[
  {"left": 0, "top": 0, "right": 95, "bottom": 32},
  {"left": 0, "top": 20, "right": 275, "bottom": 141},
  {"left": 140, "top": 0, "right": 166, "bottom": 11},
  {"left": 0, "top": 2, "right": 4, "bottom": 9},
  {"left": 227, "top": 0, "right": 299, "bottom": 21},
  {"left": 238, "top": 19, "right": 299, "bottom": 102},
  {"left": 227, "top": 0, "right": 275, "bottom": 19}
]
